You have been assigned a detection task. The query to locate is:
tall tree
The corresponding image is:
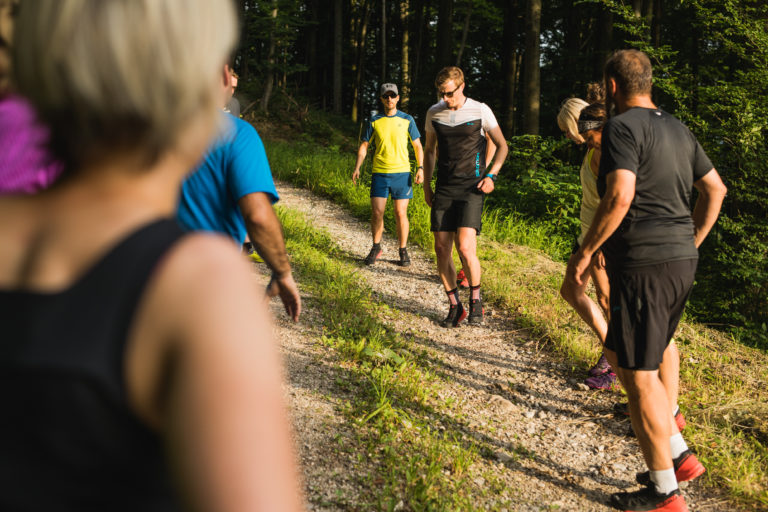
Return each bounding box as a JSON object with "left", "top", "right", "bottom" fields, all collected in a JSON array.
[
  {"left": 522, "top": 0, "right": 541, "bottom": 134},
  {"left": 352, "top": 0, "right": 373, "bottom": 122},
  {"left": 436, "top": 0, "right": 454, "bottom": 68},
  {"left": 501, "top": 0, "right": 520, "bottom": 137},
  {"left": 333, "top": 0, "right": 343, "bottom": 113},
  {"left": 260, "top": 2, "right": 278, "bottom": 112},
  {"left": 400, "top": 0, "right": 411, "bottom": 106},
  {"left": 381, "top": 0, "right": 388, "bottom": 81},
  {"left": 455, "top": 0, "right": 473, "bottom": 66}
]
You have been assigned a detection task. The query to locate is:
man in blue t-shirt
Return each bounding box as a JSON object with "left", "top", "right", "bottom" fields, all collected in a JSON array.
[{"left": 178, "top": 66, "right": 300, "bottom": 321}]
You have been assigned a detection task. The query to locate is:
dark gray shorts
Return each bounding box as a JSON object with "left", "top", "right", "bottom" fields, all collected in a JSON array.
[{"left": 605, "top": 259, "right": 697, "bottom": 370}]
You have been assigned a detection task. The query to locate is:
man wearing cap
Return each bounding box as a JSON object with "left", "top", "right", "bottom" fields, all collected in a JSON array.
[{"left": 352, "top": 83, "right": 424, "bottom": 267}]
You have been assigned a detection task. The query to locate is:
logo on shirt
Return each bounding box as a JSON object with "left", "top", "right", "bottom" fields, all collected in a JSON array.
[{"left": 466, "top": 122, "right": 474, "bottom": 126}]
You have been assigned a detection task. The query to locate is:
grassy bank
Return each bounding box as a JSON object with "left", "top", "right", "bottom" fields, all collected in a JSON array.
[{"left": 268, "top": 139, "right": 768, "bottom": 509}]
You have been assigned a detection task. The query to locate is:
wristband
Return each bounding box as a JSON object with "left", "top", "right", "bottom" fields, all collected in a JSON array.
[
  {"left": 416, "top": 165, "right": 424, "bottom": 170},
  {"left": 485, "top": 173, "right": 497, "bottom": 182}
]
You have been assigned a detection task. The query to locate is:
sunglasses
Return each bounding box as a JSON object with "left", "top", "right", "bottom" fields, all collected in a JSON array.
[
  {"left": 438, "top": 84, "right": 462, "bottom": 98},
  {"left": 381, "top": 93, "right": 398, "bottom": 99}
]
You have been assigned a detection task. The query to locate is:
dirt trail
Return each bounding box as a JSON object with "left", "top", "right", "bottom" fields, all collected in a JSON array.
[{"left": 261, "top": 180, "right": 728, "bottom": 511}]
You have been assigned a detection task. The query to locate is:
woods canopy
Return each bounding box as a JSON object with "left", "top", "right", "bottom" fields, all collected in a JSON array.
[{"left": 234, "top": 0, "right": 767, "bottom": 346}]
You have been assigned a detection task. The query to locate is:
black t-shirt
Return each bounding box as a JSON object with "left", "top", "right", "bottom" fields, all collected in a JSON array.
[{"left": 597, "top": 107, "right": 714, "bottom": 268}]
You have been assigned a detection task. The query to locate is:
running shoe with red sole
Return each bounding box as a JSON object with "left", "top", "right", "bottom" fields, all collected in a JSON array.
[
  {"left": 675, "top": 410, "right": 686, "bottom": 431},
  {"left": 636, "top": 450, "right": 706, "bottom": 486},
  {"left": 440, "top": 303, "right": 467, "bottom": 328},
  {"left": 364, "top": 246, "right": 382, "bottom": 265},
  {"left": 456, "top": 269, "right": 469, "bottom": 288},
  {"left": 610, "top": 486, "right": 688, "bottom": 512}
]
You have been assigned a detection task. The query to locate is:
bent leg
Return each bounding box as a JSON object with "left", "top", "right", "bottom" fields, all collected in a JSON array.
[
  {"left": 590, "top": 260, "right": 611, "bottom": 322},
  {"left": 561, "top": 261, "right": 608, "bottom": 344},
  {"left": 660, "top": 341, "right": 681, "bottom": 429}
]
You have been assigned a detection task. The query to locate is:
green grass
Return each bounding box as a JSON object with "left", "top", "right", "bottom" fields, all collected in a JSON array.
[
  {"left": 277, "top": 206, "right": 482, "bottom": 510},
  {"left": 268, "top": 139, "right": 768, "bottom": 509}
]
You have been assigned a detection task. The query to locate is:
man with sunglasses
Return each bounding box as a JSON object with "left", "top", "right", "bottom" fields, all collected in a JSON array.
[
  {"left": 353, "top": 83, "right": 424, "bottom": 267},
  {"left": 423, "top": 66, "right": 508, "bottom": 327}
]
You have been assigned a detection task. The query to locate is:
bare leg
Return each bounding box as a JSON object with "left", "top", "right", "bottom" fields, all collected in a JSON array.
[
  {"left": 370, "top": 196, "right": 387, "bottom": 244},
  {"left": 620, "top": 368, "right": 674, "bottom": 471},
  {"left": 590, "top": 259, "right": 611, "bottom": 321},
  {"left": 434, "top": 231, "right": 457, "bottom": 291},
  {"left": 660, "top": 341, "right": 681, "bottom": 426},
  {"left": 456, "top": 227, "right": 480, "bottom": 286},
  {"left": 560, "top": 259, "right": 608, "bottom": 344},
  {"left": 393, "top": 199, "right": 409, "bottom": 248}
]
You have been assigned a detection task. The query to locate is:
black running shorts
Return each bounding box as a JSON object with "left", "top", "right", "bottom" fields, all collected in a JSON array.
[
  {"left": 430, "top": 189, "right": 484, "bottom": 233},
  {"left": 605, "top": 259, "right": 697, "bottom": 371}
]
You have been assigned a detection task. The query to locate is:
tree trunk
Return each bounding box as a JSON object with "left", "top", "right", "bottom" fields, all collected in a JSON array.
[
  {"left": 260, "top": 3, "right": 278, "bottom": 112},
  {"left": 307, "top": 0, "right": 319, "bottom": 102},
  {"left": 436, "top": 0, "right": 454, "bottom": 69},
  {"left": 400, "top": 0, "right": 411, "bottom": 106},
  {"left": 455, "top": 0, "right": 473, "bottom": 66},
  {"left": 381, "top": 0, "right": 387, "bottom": 82},
  {"left": 352, "top": 0, "right": 373, "bottom": 122},
  {"left": 501, "top": 0, "right": 519, "bottom": 137},
  {"left": 333, "top": 0, "right": 343, "bottom": 114},
  {"left": 413, "top": 0, "right": 429, "bottom": 92},
  {"left": 651, "top": 0, "right": 662, "bottom": 48},
  {"left": 522, "top": 0, "right": 540, "bottom": 135},
  {"left": 593, "top": 5, "right": 613, "bottom": 81}
]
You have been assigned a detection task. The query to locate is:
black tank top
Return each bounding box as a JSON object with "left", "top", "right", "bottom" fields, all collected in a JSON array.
[{"left": 0, "top": 219, "right": 185, "bottom": 511}]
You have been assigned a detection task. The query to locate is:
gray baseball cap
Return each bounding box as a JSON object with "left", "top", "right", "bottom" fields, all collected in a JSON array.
[{"left": 379, "top": 83, "right": 398, "bottom": 96}]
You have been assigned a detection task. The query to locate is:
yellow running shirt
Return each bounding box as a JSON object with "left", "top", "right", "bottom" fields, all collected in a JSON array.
[{"left": 362, "top": 110, "right": 421, "bottom": 174}]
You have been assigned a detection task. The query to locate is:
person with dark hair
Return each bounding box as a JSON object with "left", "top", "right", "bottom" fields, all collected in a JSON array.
[
  {"left": 557, "top": 100, "right": 615, "bottom": 389},
  {"left": 1, "top": 0, "right": 303, "bottom": 509},
  {"left": 423, "top": 66, "right": 508, "bottom": 327},
  {"left": 352, "top": 83, "right": 424, "bottom": 267},
  {"left": 567, "top": 49, "right": 727, "bottom": 512}
]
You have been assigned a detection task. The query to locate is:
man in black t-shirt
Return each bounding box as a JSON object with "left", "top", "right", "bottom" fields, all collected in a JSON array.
[
  {"left": 422, "top": 66, "right": 508, "bottom": 327},
  {"left": 566, "top": 50, "right": 726, "bottom": 512}
]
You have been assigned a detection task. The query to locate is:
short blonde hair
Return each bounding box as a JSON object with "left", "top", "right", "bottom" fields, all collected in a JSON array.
[
  {"left": 13, "top": 0, "right": 237, "bottom": 171},
  {"left": 435, "top": 66, "right": 464, "bottom": 88},
  {"left": 557, "top": 97, "right": 589, "bottom": 142}
]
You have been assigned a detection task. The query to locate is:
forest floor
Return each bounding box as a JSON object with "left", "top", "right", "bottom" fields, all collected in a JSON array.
[{"left": 255, "top": 181, "right": 735, "bottom": 511}]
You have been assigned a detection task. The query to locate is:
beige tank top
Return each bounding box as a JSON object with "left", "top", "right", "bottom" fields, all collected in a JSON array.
[{"left": 578, "top": 148, "right": 600, "bottom": 245}]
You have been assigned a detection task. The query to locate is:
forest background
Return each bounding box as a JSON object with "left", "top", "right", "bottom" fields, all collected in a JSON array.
[{"left": 232, "top": 0, "right": 767, "bottom": 349}]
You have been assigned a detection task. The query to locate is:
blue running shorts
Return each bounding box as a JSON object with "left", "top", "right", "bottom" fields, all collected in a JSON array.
[{"left": 370, "top": 172, "right": 413, "bottom": 200}]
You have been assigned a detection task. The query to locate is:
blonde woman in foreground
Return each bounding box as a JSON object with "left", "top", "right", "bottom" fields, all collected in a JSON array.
[{"left": 0, "top": 1, "right": 303, "bottom": 510}]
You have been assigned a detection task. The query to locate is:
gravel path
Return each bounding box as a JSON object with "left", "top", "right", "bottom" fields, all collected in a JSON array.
[{"left": 261, "top": 180, "right": 730, "bottom": 511}]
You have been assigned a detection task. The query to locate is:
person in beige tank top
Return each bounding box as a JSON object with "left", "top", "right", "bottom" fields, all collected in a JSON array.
[{"left": 557, "top": 94, "right": 613, "bottom": 389}]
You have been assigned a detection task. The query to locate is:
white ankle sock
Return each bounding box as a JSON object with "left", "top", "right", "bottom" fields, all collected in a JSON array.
[
  {"left": 650, "top": 468, "right": 678, "bottom": 494},
  {"left": 670, "top": 433, "right": 688, "bottom": 459}
]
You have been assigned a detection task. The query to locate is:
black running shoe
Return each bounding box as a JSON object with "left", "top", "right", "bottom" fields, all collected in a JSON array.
[
  {"left": 364, "top": 245, "right": 382, "bottom": 265},
  {"left": 609, "top": 486, "right": 687, "bottom": 512},
  {"left": 398, "top": 247, "right": 411, "bottom": 267},
  {"left": 440, "top": 303, "right": 466, "bottom": 328},
  {"left": 467, "top": 298, "right": 484, "bottom": 325}
]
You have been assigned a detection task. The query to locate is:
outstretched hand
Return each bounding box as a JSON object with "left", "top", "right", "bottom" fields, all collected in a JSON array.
[{"left": 266, "top": 272, "right": 302, "bottom": 322}]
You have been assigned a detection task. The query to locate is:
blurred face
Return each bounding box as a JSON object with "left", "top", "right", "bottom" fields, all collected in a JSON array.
[
  {"left": 230, "top": 75, "right": 238, "bottom": 94},
  {"left": 380, "top": 92, "right": 399, "bottom": 111},
  {"left": 437, "top": 79, "right": 465, "bottom": 109},
  {"left": 583, "top": 129, "right": 602, "bottom": 150}
]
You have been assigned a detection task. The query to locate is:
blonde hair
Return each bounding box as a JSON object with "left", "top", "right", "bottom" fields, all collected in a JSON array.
[
  {"left": 557, "top": 97, "right": 589, "bottom": 142},
  {"left": 13, "top": 0, "right": 237, "bottom": 171},
  {"left": 435, "top": 66, "right": 464, "bottom": 88}
]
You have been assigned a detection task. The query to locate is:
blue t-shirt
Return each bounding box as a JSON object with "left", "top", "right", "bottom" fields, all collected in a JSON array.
[{"left": 177, "top": 113, "right": 278, "bottom": 244}]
